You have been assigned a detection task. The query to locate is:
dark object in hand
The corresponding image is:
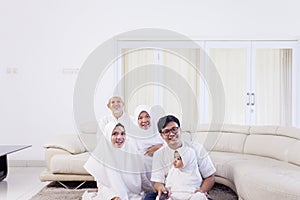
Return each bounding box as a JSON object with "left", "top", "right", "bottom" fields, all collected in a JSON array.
[{"left": 159, "top": 191, "right": 169, "bottom": 200}]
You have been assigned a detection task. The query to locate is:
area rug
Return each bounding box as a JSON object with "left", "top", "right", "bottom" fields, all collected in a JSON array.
[
  {"left": 30, "top": 181, "right": 96, "bottom": 200},
  {"left": 30, "top": 181, "right": 237, "bottom": 200}
]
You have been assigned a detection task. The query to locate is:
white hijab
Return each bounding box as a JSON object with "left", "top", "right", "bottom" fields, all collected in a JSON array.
[
  {"left": 85, "top": 121, "right": 144, "bottom": 200},
  {"left": 133, "top": 105, "right": 164, "bottom": 154},
  {"left": 165, "top": 146, "right": 202, "bottom": 193},
  {"left": 176, "top": 146, "right": 198, "bottom": 173},
  {"left": 134, "top": 105, "right": 154, "bottom": 132}
]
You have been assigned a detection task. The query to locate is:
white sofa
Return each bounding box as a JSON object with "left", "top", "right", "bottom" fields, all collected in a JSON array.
[
  {"left": 192, "top": 124, "right": 300, "bottom": 200},
  {"left": 40, "top": 123, "right": 98, "bottom": 182},
  {"left": 40, "top": 124, "right": 300, "bottom": 200}
]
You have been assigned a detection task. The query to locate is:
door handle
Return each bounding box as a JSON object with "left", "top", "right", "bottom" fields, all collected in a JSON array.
[
  {"left": 251, "top": 93, "right": 255, "bottom": 106},
  {"left": 246, "top": 92, "right": 250, "bottom": 106}
]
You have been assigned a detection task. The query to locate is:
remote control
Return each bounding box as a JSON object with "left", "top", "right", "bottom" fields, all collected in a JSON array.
[{"left": 159, "top": 192, "right": 168, "bottom": 200}]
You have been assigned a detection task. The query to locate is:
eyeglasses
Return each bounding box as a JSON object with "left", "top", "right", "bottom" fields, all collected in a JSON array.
[{"left": 161, "top": 126, "right": 179, "bottom": 136}]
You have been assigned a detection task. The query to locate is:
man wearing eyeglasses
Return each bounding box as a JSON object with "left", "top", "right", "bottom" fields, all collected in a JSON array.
[{"left": 144, "top": 115, "right": 216, "bottom": 200}]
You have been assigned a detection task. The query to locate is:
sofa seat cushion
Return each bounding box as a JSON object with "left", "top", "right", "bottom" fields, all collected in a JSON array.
[
  {"left": 209, "top": 152, "right": 267, "bottom": 182},
  {"left": 45, "top": 148, "right": 69, "bottom": 171},
  {"left": 214, "top": 154, "right": 300, "bottom": 200},
  {"left": 210, "top": 151, "right": 300, "bottom": 200},
  {"left": 50, "top": 152, "right": 90, "bottom": 175},
  {"left": 230, "top": 156, "right": 300, "bottom": 200}
]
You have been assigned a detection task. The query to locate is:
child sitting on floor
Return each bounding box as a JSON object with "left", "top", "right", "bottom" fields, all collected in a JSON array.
[{"left": 162, "top": 147, "right": 208, "bottom": 200}]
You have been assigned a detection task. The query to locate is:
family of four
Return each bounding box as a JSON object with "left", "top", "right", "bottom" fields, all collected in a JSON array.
[{"left": 83, "top": 96, "right": 216, "bottom": 200}]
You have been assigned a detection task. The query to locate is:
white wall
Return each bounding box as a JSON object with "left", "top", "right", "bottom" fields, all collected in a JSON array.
[{"left": 1, "top": 0, "right": 300, "bottom": 163}]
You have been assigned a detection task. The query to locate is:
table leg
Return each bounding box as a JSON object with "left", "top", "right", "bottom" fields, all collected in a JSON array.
[{"left": 0, "top": 155, "right": 7, "bottom": 181}]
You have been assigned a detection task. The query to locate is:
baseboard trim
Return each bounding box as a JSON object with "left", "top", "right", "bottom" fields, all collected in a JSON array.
[{"left": 8, "top": 160, "right": 45, "bottom": 167}]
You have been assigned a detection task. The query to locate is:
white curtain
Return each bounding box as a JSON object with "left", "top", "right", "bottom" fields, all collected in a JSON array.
[
  {"left": 280, "top": 49, "right": 293, "bottom": 125},
  {"left": 209, "top": 48, "right": 247, "bottom": 125},
  {"left": 122, "top": 48, "right": 201, "bottom": 129},
  {"left": 122, "top": 47, "right": 293, "bottom": 127},
  {"left": 255, "top": 49, "right": 292, "bottom": 126},
  {"left": 122, "top": 48, "right": 157, "bottom": 115}
]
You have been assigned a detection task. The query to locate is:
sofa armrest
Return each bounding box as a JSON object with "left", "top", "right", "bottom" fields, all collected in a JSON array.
[
  {"left": 44, "top": 134, "right": 86, "bottom": 154},
  {"left": 45, "top": 148, "right": 69, "bottom": 171}
]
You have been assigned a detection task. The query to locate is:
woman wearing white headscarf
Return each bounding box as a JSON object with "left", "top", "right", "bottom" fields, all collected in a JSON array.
[
  {"left": 163, "top": 147, "right": 207, "bottom": 200},
  {"left": 134, "top": 105, "right": 164, "bottom": 156},
  {"left": 83, "top": 121, "right": 152, "bottom": 200},
  {"left": 132, "top": 105, "right": 165, "bottom": 183}
]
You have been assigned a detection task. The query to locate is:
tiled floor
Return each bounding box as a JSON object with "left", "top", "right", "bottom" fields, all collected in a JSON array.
[{"left": 0, "top": 167, "right": 48, "bottom": 200}]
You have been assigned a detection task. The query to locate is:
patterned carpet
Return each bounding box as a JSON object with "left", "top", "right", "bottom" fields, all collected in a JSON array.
[{"left": 30, "top": 181, "right": 238, "bottom": 200}]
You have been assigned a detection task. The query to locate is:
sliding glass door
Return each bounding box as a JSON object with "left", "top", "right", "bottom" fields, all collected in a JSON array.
[
  {"left": 252, "top": 42, "right": 295, "bottom": 126},
  {"left": 117, "top": 40, "right": 299, "bottom": 127},
  {"left": 205, "top": 42, "right": 249, "bottom": 125},
  {"left": 206, "top": 41, "right": 297, "bottom": 126},
  {"left": 118, "top": 41, "right": 204, "bottom": 129}
]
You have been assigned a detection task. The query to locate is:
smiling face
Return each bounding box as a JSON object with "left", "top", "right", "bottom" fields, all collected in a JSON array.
[
  {"left": 160, "top": 121, "right": 182, "bottom": 149},
  {"left": 111, "top": 125, "right": 126, "bottom": 148},
  {"left": 173, "top": 151, "right": 183, "bottom": 168},
  {"left": 107, "top": 97, "right": 124, "bottom": 117},
  {"left": 138, "top": 111, "right": 151, "bottom": 130}
]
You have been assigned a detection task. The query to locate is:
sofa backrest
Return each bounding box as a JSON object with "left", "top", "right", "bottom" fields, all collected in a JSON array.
[
  {"left": 244, "top": 126, "right": 300, "bottom": 166},
  {"left": 190, "top": 124, "right": 249, "bottom": 153},
  {"left": 78, "top": 121, "right": 98, "bottom": 152},
  {"left": 277, "top": 127, "right": 300, "bottom": 166},
  {"left": 191, "top": 124, "right": 300, "bottom": 167}
]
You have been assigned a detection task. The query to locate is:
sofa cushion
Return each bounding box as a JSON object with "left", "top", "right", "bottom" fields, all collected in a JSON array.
[
  {"left": 210, "top": 152, "right": 275, "bottom": 181},
  {"left": 50, "top": 152, "right": 90, "bottom": 175},
  {"left": 210, "top": 152, "right": 246, "bottom": 182},
  {"left": 287, "top": 141, "right": 300, "bottom": 166},
  {"left": 244, "top": 135, "right": 296, "bottom": 162},
  {"left": 44, "top": 134, "right": 86, "bottom": 154},
  {"left": 191, "top": 131, "right": 247, "bottom": 153},
  {"left": 231, "top": 157, "right": 300, "bottom": 200},
  {"left": 249, "top": 125, "right": 278, "bottom": 135},
  {"left": 197, "top": 124, "right": 250, "bottom": 134},
  {"left": 276, "top": 126, "right": 300, "bottom": 140},
  {"left": 212, "top": 132, "right": 246, "bottom": 153},
  {"left": 45, "top": 148, "right": 69, "bottom": 171}
]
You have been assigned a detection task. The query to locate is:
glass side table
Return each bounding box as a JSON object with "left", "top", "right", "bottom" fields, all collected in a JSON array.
[{"left": 0, "top": 145, "right": 32, "bottom": 181}]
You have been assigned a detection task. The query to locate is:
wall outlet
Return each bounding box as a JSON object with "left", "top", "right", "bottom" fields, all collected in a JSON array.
[{"left": 6, "top": 67, "right": 18, "bottom": 74}]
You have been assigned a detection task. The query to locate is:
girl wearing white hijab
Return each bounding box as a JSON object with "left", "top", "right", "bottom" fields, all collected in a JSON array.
[
  {"left": 163, "top": 147, "right": 208, "bottom": 200},
  {"left": 83, "top": 121, "right": 152, "bottom": 200}
]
